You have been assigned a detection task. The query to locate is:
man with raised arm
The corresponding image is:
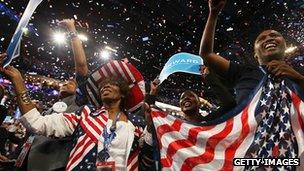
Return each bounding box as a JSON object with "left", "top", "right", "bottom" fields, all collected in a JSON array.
[
  {"left": 198, "top": 1, "right": 304, "bottom": 170},
  {"left": 200, "top": 0, "right": 304, "bottom": 104}
]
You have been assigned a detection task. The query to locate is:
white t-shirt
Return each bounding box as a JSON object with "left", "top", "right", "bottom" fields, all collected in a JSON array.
[{"left": 97, "top": 120, "right": 134, "bottom": 171}]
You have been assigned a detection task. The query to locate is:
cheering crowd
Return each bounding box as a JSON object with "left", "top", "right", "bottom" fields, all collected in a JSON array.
[{"left": 0, "top": 0, "right": 304, "bottom": 170}]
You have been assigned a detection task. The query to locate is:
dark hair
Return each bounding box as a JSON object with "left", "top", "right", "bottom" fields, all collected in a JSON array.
[
  {"left": 0, "top": 105, "right": 8, "bottom": 125},
  {"left": 0, "top": 85, "right": 4, "bottom": 100},
  {"left": 99, "top": 77, "right": 130, "bottom": 110}
]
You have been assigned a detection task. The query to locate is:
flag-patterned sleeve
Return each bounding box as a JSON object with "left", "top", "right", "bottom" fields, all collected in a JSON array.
[{"left": 20, "top": 108, "right": 81, "bottom": 138}]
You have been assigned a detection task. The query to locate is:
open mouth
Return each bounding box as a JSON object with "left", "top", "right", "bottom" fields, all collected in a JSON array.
[
  {"left": 264, "top": 43, "right": 277, "bottom": 50},
  {"left": 182, "top": 101, "right": 192, "bottom": 108},
  {"left": 102, "top": 89, "right": 112, "bottom": 95}
]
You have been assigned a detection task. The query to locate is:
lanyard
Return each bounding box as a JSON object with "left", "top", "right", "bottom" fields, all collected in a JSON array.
[
  {"left": 98, "top": 112, "right": 122, "bottom": 162},
  {"left": 259, "top": 65, "right": 267, "bottom": 75}
]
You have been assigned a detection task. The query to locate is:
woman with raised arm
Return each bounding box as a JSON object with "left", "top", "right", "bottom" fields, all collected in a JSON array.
[{"left": 0, "top": 55, "right": 154, "bottom": 170}]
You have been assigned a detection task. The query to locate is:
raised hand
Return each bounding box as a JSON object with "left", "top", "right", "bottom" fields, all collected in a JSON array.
[
  {"left": 209, "top": 0, "right": 227, "bottom": 14},
  {"left": 58, "top": 19, "right": 76, "bottom": 32},
  {"left": 200, "top": 65, "right": 210, "bottom": 79},
  {"left": 0, "top": 65, "right": 23, "bottom": 83},
  {"left": 0, "top": 54, "right": 22, "bottom": 81},
  {"left": 150, "top": 78, "right": 160, "bottom": 95}
]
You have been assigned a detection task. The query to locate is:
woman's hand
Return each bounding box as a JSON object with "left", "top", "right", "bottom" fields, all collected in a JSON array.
[
  {"left": 58, "top": 19, "right": 76, "bottom": 32},
  {"left": 209, "top": 0, "right": 227, "bottom": 14}
]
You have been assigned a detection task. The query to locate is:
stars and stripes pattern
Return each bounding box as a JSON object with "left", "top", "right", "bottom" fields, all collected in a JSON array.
[
  {"left": 244, "top": 77, "right": 298, "bottom": 171},
  {"left": 85, "top": 60, "right": 145, "bottom": 112},
  {"left": 151, "top": 75, "right": 304, "bottom": 171},
  {"left": 61, "top": 105, "right": 146, "bottom": 171}
]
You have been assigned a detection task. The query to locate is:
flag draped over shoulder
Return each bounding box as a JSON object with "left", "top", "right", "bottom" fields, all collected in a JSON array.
[{"left": 151, "top": 75, "right": 304, "bottom": 171}]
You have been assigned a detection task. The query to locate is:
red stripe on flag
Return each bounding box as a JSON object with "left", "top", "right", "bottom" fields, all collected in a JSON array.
[
  {"left": 219, "top": 106, "right": 250, "bottom": 171},
  {"left": 71, "top": 113, "right": 80, "bottom": 122},
  {"left": 66, "top": 135, "right": 89, "bottom": 171},
  {"left": 156, "top": 119, "right": 183, "bottom": 149},
  {"left": 82, "top": 109, "right": 102, "bottom": 135},
  {"left": 129, "top": 160, "right": 139, "bottom": 171},
  {"left": 134, "top": 127, "right": 142, "bottom": 137},
  {"left": 128, "top": 85, "right": 145, "bottom": 108},
  {"left": 84, "top": 116, "right": 101, "bottom": 134},
  {"left": 151, "top": 110, "right": 167, "bottom": 118},
  {"left": 95, "top": 69, "right": 106, "bottom": 84},
  {"left": 63, "top": 113, "right": 77, "bottom": 122},
  {"left": 64, "top": 113, "right": 79, "bottom": 122},
  {"left": 94, "top": 114, "right": 107, "bottom": 129},
  {"left": 82, "top": 106, "right": 90, "bottom": 117},
  {"left": 80, "top": 121, "right": 98, "bottom": 142},
  {"left": 63, "top": 114, "right": 77, "bottom": 129},
  {"left": 128, "top": 148, "right": 140, "bottom": 164},
  {"left": 110, "top": 61, "right": 124, "bottom": 79},
  {"left": 161, "top": 158, "right": 172, "bottom": 168},
  {"left": 128, "top": 148, "right": 140, "bottom": 165},
  {"left": 181, "top": 119, "right": 234, "bottom": 170},
  {"left": 292, "top": 93, "right": 304, "bottom": 130},
  {"left": 162, "top": 125, "right": 216, "bottom": 167},
  {"left": 118, "top": 61, "right": 132, "bottom": 81},
  {"left": 66, "top": 138, "right": 93, "bottom": 171},
  {"left": 103, "top": 64, "right": 114, "bottom": 77},
  {"left": 101, "top": 112, "right": 108, "bottom": 122}
]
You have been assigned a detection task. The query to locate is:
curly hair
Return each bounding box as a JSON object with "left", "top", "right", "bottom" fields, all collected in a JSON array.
[{"left": 99, "top": 77, "right": 130, "bottom": 110}]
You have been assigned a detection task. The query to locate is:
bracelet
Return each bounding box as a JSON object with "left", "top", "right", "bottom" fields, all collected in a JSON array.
[
  {"left": 17, "top": 91, "right": 31, "bottom": 104},
  {"left": 67, "top": 31, "right": 78, "bottom": 40}
]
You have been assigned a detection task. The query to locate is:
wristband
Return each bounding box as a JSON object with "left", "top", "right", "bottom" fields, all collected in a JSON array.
[
  {"left": 17, "top": 91, "right": 31, "bottom": 104},
  {"left": 67, "top": 31, "right": 78, "bottom": 40}
]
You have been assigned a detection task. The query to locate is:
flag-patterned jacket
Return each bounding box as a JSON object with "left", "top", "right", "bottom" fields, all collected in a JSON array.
[{"left": 20, "top": 105, "right": 154, "bottom": 171}]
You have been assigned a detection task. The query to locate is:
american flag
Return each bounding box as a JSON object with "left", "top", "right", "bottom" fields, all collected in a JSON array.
[{"left": 151, "top": 75, "right": 304, "bottom": 171}]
